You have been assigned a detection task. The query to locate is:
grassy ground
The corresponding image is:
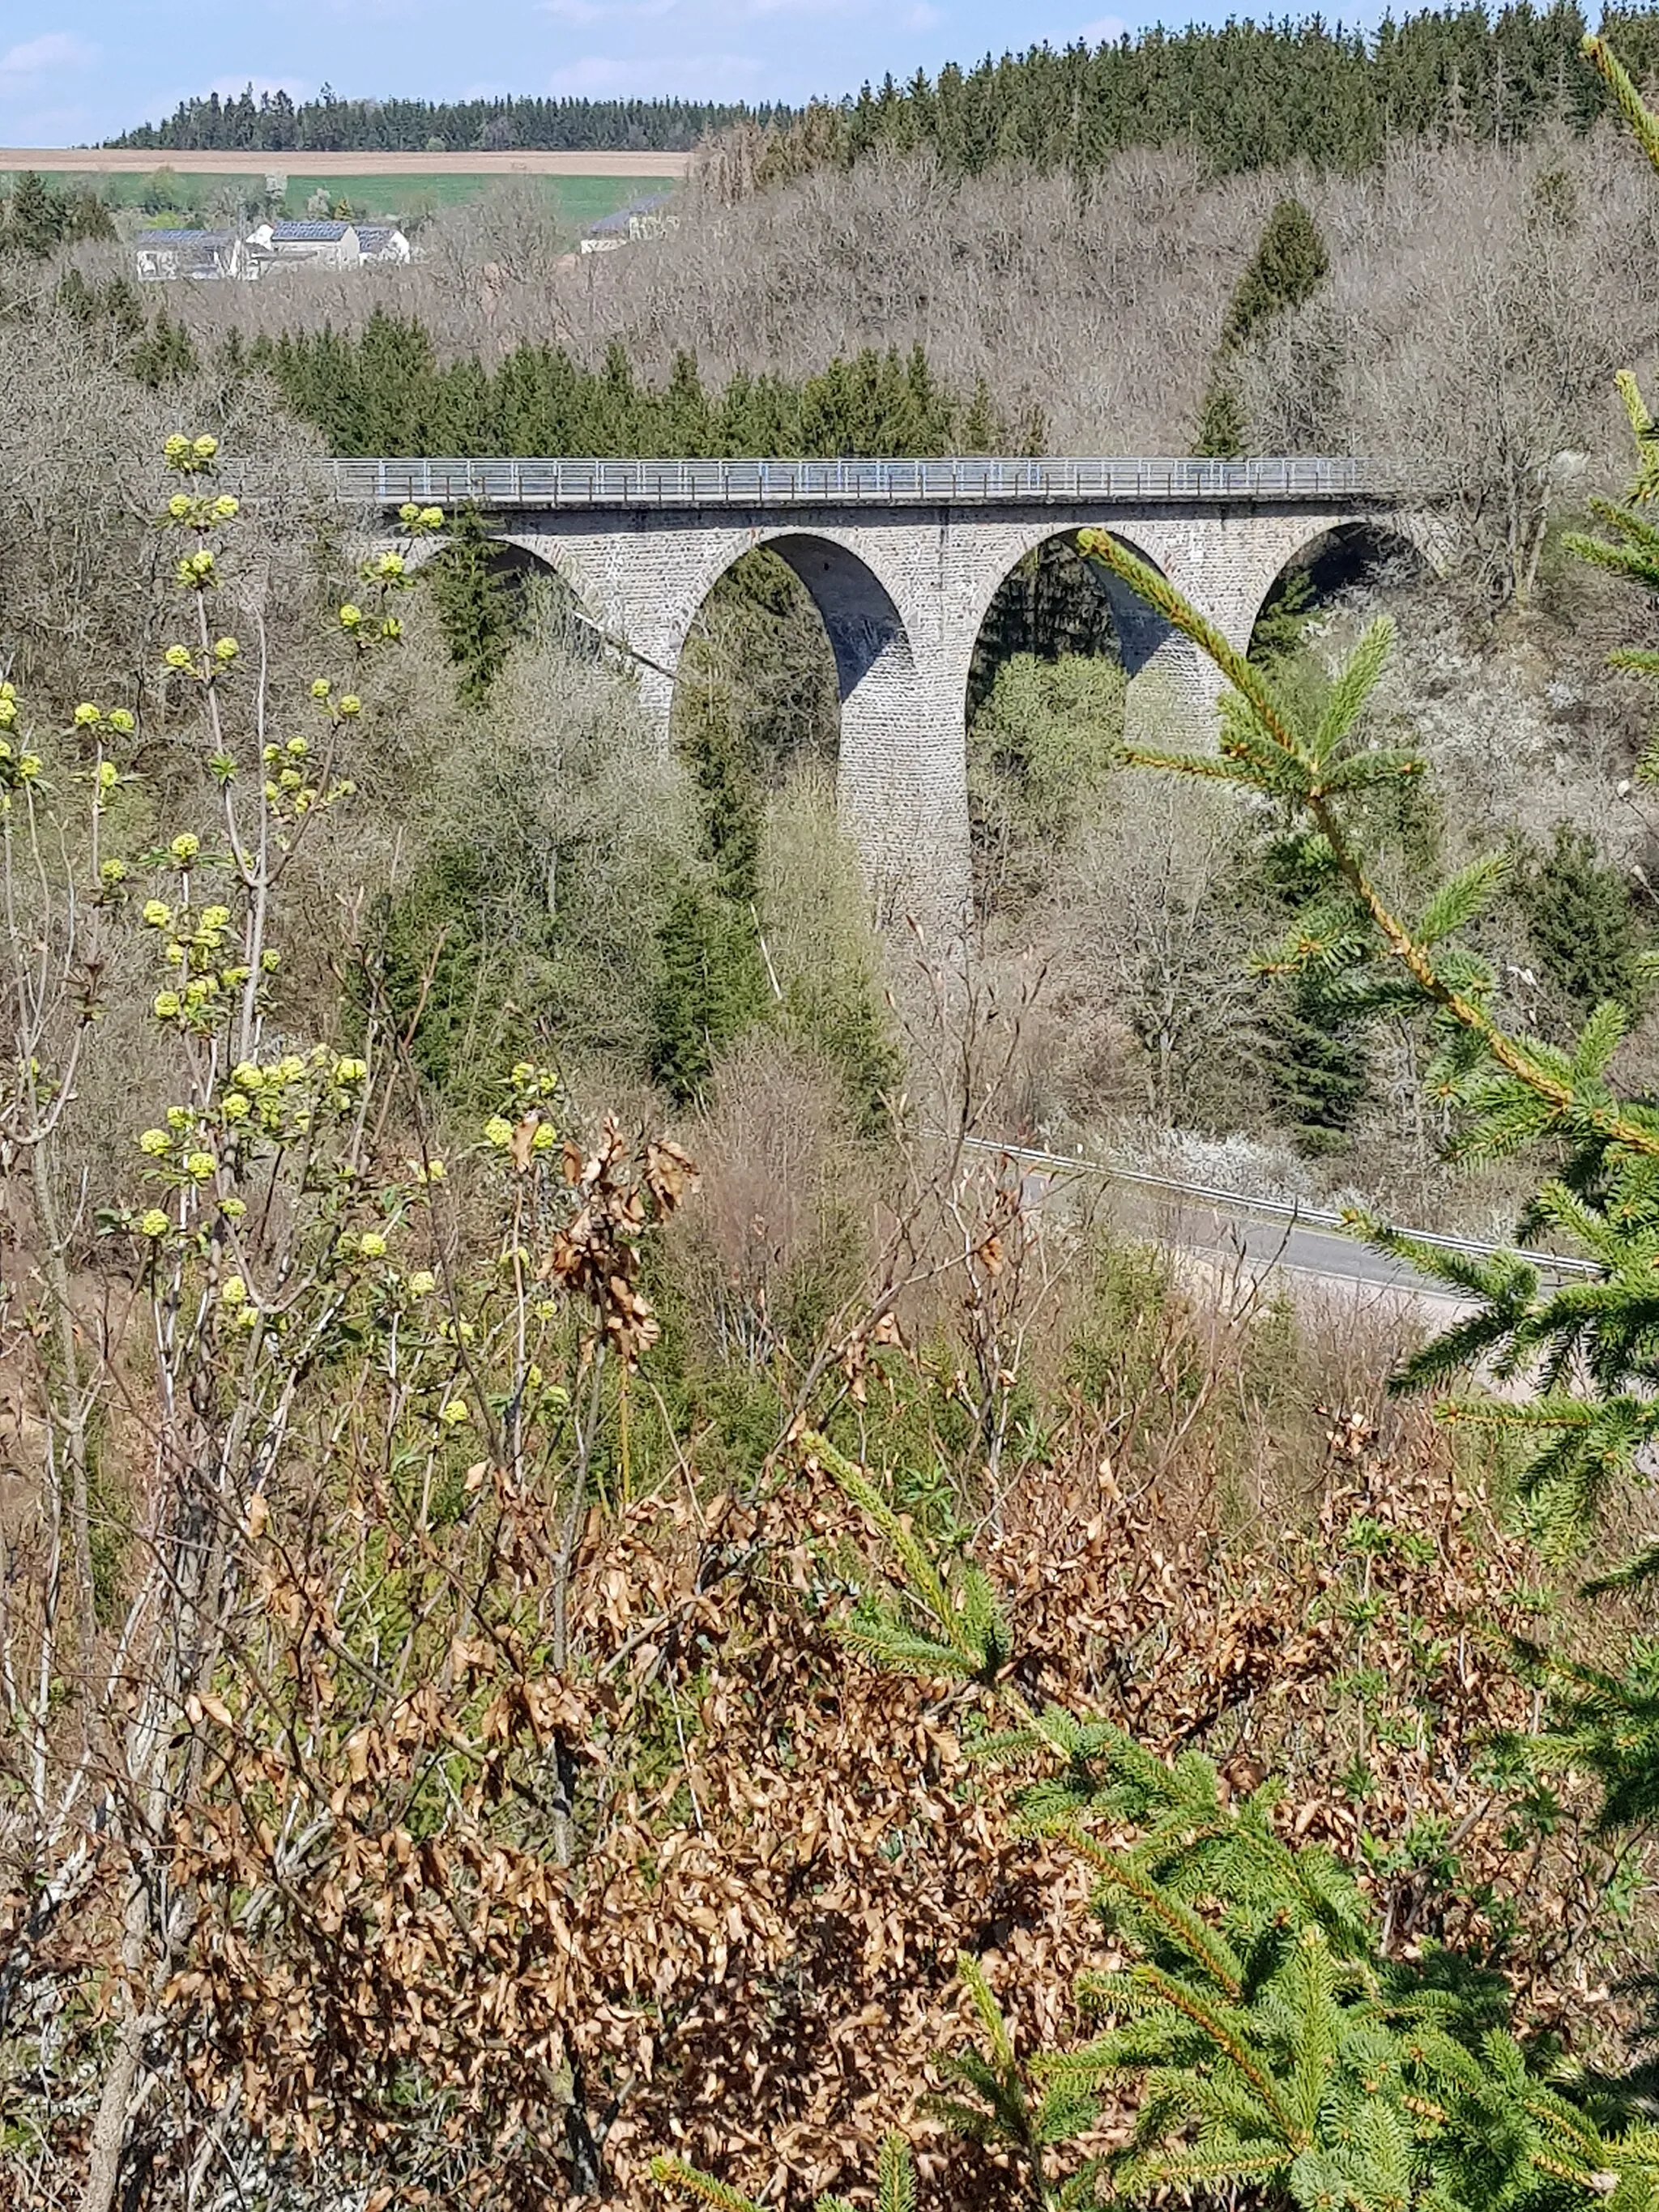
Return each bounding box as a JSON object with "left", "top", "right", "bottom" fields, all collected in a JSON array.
[{"left": 31, "top": 170, "right": 660, "bottom": 228}]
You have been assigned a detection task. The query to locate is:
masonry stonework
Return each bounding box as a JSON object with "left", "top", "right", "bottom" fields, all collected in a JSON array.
[{"left": 474, "top": 495, "right": 1439, "bottom": 932}]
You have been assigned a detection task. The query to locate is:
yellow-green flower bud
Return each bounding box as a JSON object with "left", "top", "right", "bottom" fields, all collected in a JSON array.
[
  {"left": 408, "top": 1269, "right": 437, "bottom": 1297},
  {"left": 220, "top": 1276, "right": 246, "bottom": 1306},
  {"left": 139, "top": 1208, "right": 171, "bottom": 1238},
  {"left": 97, "top": 761, "right": 119, "bottom": 795},
  {"left": 100, "top": 858, "right": 127, "bottom": 884},
  {"left": 185, "top": 1151, "right": 215, "bottom": 1180},
  {"left": 169, "top": 833, "right": 200, "bottom": 865},
  {"left": 338, "top": 603, "right": 363, "bottom": 630},
  {"left": 213, "top": 496, "right": 239, "bottom": 519},
  {"left": 232, "top": 1062, "right": 262, "bottom": 1091},
  {"left": 420, "top": 506, "right": 443, "bottom": 530},
  {"left": 142, "top": 899, "right": 172, "bottom": 928},
  {"left": 222, "top": 1093, "right": 249, "bottom": 1122},
  {"left": 285, "top": 735, "right": 308, "bottom": 757},
  {"left": 484, "top": 1115, "right": 514, "bottom": 1148},
  {"left": 152, "top": 991, "right": 180, "bottom": 1018},
  {"left": 168, "top": 493, "right": 193, "bottom": 520},
  {"left": 213, "top": 637, "right": 239, "bottom": 663},
  {"left": 74, "top": 702, "right": 100, "bottom": 727},
  {"left": 359, "top": 1232, "right": 387, "bottom": 1259},
  {"left": 220, "top": 1196, "right": 247, "bottom": 1220},
  {"left": 261, "top": 949, "right": 280, "bottom": 973},
  {"left": 337, "top": 694, "right": 362, "bottom": 718},
  {"left": 109, "top": 709, "right": 135, "bottom": 735},
  {"left": 164, "top": 645, "right": 194, "bottom": 671},
  {"left": 19, "top": 757, "right": 41, "bottom": 782},
  {"left": 310, "top": 678, "right": 331, "bottom": 699},
  {"left": 164, "top": 435, "right": 190, "bottom": 463},
  {"left": 137, "top": 1128, "right": 169, "bottom": 1155},
  {"left": 439, "top": 1397, "right": 470, "bottom": 1426},
  {"left": 193, "top": 435, "right": 219, "bottom": 462}
]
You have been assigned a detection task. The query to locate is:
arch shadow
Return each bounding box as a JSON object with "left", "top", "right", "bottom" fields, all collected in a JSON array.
[
  {"left": 966, "top": 526, "right": 1181, "bottom": 710},
  {"left": 1248, "top": 519, "right": 1431, "bottom": 661}
]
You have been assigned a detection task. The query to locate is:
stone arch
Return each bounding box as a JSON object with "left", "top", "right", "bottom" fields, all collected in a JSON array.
[
  {"left": 1242, "top": 514, "right": 1434, "bottom": 663},
  {"left": 964, "top": 525, "right": 1205, "bottom": 755},
  {"left": 676, "top": 529, "right": 963, "bottom": 929}
]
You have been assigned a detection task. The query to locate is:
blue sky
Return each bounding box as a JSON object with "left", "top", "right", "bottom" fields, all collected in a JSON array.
[{"left": 0, "top": 2, "right": 1281, "bottom": 143}]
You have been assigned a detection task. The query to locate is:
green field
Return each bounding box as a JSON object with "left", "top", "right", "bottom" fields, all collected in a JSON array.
[{"left": 31, "top": 170, "right": 660, "bottom": 228}]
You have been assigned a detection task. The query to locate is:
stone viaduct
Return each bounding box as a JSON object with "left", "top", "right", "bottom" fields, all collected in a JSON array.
[{"left": 331, "top": 455, "right": 1445, "bottom": 928}]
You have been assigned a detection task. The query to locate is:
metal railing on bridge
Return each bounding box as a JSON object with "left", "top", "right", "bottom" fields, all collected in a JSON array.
[{"left": 318, "top": 454, "right": 1431, "bottom": 511}]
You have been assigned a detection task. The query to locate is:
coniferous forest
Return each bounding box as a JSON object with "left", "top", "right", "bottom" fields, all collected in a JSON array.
[
  {"left": 20, "top": 14, "right": 1659, "bottom": 2212},
  {"left": 111, "top": 6, "right": 1659, "bottom": 170}
]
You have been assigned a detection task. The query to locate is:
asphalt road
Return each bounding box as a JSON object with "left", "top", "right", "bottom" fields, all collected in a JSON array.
[{"left": 976, "top": 1139, "right": 1593, "bottom": 1313}]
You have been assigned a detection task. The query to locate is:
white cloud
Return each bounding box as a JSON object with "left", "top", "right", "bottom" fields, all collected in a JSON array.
[
  {"left": 905, "top": 2, "right": 945, "bottom": 25},
  {"left": 0, "top": 32, "right": 99, "bottom": 77},
  {"left": 1077, "top": 15, "right": 1128, "bottom": 42}
]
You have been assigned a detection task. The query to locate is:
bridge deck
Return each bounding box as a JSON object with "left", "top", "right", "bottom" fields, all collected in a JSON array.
[{"left": 322, "top": 455, "right": 1428, "bottom": 510}]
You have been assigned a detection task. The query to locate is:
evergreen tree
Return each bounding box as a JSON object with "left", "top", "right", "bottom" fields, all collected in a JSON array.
[
  {"left": 429, "top": 506, "right": 519, "bottom": 701},
  {"left": 1195, "top": 198, "right": 1331, "bottom": 458},
  {"left": 650, "top": 878, "right": 770, "bottom": 1103},
  {"left": 2, "top": 171, "right": 66, "bottom": 258},
  {"left": 1221, "top": 197, "right": 1332, "bottom": 349},
  {"left": 1513, "top": 824, "right": 1653, "bottom": 1019}
]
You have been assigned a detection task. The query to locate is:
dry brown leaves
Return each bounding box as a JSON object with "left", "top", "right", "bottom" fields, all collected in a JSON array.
[{"left": 133, "top": 1412, "right": 1637, "bottom": 2209}]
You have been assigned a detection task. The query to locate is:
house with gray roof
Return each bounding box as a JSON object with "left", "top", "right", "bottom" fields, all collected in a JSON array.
[{"left": 134, "top": 229, "right": 241, "bottom": 282}]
